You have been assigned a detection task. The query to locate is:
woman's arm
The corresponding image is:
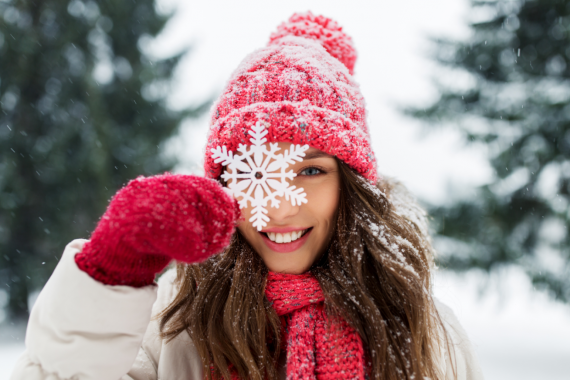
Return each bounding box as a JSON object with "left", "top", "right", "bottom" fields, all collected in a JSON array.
[
  {"left": 124, "top": 268, "right": 204, "bottom": 380},
  {"left": 10, "top": 239, "right": 157, "bottom": 380},
  {"left": 10, "top": 174, "right": 238, "bottom": 380}
]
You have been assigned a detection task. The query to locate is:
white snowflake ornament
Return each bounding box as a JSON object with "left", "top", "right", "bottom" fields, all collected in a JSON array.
[{"left": 211, "top": 121, "right": 310, "bottom": 231}]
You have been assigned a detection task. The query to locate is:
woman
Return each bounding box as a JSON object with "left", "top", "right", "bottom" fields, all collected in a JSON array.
[{"left": 11, "top": 12, "right": 483, "bottom": 380}]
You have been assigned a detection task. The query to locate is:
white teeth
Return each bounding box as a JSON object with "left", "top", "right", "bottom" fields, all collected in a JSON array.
[{"left": 265, "top": 229, "right": 307, "bottom": 244}]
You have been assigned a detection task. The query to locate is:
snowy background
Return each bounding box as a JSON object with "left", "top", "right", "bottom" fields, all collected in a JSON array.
[{"left": 2, "top": 0, "right": 570, "bottom": 379}]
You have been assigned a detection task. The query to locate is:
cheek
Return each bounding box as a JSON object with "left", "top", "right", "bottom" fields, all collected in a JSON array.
[
  {"left": 237, "top": 204, "right": 252, "bottom": 221},
  {"left": 236, "top": 220, "right": 261, "bottom": 252},
  {"left": 305, "top": 179, "right": 340, "bottom": 230},
  {"left": 237, "top": 218, "right": 254, "bottom": 238}
]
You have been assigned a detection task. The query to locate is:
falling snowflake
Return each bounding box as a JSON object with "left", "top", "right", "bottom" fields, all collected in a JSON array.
[{"left": 211, "top": 121, "right": 310, "bottom": 230}]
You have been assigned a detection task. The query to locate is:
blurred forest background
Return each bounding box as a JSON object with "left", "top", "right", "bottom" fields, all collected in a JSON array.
[
  {"left": 0, "top": 0, "right": 569, "bottom": 337},
  {"left": 0, "top": 0, "right": 206, "bottom": 321},
  {"left": 406, "top": 0, "right": 570, "bottom": 303}
]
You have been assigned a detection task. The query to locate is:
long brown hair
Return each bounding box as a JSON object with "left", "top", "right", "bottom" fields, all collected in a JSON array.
[{"left": 159, "top": 160, "right": 449, "bottom": 380}]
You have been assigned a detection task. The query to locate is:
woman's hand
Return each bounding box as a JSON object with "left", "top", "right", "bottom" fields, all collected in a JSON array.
[{"left": 75, "top": 174, "right": 239, "bottom": 287}]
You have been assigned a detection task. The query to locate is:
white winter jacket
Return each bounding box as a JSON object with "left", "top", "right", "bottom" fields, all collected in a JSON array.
[{"left": 10, "top": 239, "right": 485, "bottom": 380}]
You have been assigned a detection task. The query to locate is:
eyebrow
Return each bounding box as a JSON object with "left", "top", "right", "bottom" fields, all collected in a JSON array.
[{"left": 303, "top": 151, "right": 332, "bottom": 160}]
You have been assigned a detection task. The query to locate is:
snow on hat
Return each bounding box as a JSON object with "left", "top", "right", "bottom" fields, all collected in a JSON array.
[{"left": 204, "top": 12, "right": 377, "bottom": 183}]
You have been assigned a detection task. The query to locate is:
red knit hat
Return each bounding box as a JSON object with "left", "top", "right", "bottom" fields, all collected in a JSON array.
[{"left": 204, "top": 12, "right": 377, "bottom": 183}]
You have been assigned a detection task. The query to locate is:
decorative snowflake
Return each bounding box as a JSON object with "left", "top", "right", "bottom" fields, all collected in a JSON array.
[{"left": 211, "top": 121, "right": 310, "bottom": 230}]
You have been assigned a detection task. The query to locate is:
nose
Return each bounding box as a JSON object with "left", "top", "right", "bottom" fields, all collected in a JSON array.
[{"left": 265, "top": 192, "right": 301, "bottom": 222}]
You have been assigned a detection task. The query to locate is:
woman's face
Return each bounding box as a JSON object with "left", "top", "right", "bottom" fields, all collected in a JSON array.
[{"left": 233, "top": 143, "right": 340, "bottom": 274}]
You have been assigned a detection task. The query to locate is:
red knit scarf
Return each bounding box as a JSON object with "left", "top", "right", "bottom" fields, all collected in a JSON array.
[{"left": 265, "top": 272, "right": 366, "bottom": 380}]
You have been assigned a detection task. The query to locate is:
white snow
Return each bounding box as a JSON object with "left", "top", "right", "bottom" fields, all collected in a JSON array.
[
  {"left": 434, "top": 267, "right": 570, "bottom": 380},
  {"left": 1, "top": 343, "right": 25, "bottom": 379},
  {"left": 0, "top": 321, "right": 26, "bottom": 380}
]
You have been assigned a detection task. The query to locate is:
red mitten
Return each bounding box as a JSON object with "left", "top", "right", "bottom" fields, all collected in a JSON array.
[{"left": 75, "top": 174, "right": 239, "bottom": 287}]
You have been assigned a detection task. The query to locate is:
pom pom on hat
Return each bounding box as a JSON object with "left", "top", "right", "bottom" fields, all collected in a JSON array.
[{"left": 268, "top": 11, "right": 357, "bottom": 75}]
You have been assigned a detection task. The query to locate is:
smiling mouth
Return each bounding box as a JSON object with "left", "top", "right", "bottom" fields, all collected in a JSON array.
[{"left": 261, "top": 228, "right": 312, "bottom": 244}]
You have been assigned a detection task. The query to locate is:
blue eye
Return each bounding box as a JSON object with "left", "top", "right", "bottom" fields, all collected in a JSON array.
[{"left": 300, "top": 167, "right": 322, "bottom": 176}]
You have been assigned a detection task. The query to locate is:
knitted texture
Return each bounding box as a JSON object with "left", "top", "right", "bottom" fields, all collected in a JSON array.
[
  {"left": 204, "top": 12, "right": 377, "bottom": 183},
  {"left": 75, "top": 174, "right": 239, "bottom": 287},
  {"left": 269, "top": 12, "right": 357, "bottom": 75},
  {"left": 266, "top": 272, "right": 366, "bottom": 380}
]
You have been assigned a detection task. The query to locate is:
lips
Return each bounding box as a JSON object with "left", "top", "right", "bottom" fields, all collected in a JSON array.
[{"left": 260, "top": 228, "right": 313, "bottom": 253}]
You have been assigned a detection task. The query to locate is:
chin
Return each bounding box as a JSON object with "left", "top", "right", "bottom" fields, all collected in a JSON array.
[
  {"left": 263, "top": 257, "right": 312, "bottom": 274},
  {"left": 258, "top": 243, "right": 322, "bottom": 273}
]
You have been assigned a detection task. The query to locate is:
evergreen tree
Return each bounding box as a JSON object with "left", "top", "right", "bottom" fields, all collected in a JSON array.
[
  {"left": 0, "top": 0, "right": 205, "bottom": 320},
  {"left": 406, "top": 0, "right": 570, "bottom": 302}
]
